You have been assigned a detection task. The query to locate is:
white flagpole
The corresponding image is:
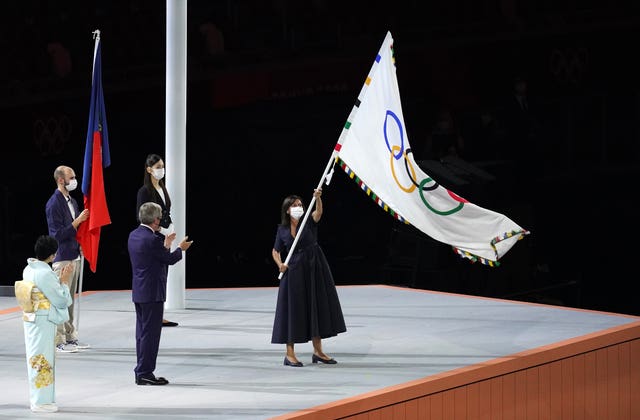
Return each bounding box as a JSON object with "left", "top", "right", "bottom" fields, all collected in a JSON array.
[
  {"left": 74, "top": 30, "right": 100, "bottom": 334},
  {"left": 277, "top": 153, "right": 337, "bottom": 280},
  {"left": 277, "top": 34, "right": 394, "bottom": 280},
  {"left": 75, "top": 255, "right": 85, "bottom": 333}
]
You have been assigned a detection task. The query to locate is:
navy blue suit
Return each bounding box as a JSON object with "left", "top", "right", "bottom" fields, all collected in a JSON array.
[
  {"left": 45, "top": 188, "right": 82, "bottom": 345},
  {"left": 45, "top": 189, "right": 81, "bottom": 262},
  {"left": 128, "top": 224, "right": 183, "bottom": 379}
]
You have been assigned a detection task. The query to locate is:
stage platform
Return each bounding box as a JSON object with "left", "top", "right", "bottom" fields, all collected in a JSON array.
[{"left": 1, "top": 285, "right": 638, "bottom": 419}]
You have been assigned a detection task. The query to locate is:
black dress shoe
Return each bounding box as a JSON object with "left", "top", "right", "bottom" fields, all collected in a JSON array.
[
  {"left": 283, "top": 356, "right": 303, "bottom": 367},
  {"left": 136, "top": 375, "right": 169, "bottom": 385},
  {"left": 312, "top": 354, "right": 337, "bottom": 364},
  {"left": 162, "top": 321, "right": 178, "bottom": 327}
]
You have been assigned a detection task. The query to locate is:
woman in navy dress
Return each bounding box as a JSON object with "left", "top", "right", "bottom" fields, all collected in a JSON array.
[{"left": 271, "top": 188, "right": 346, "bottom": 367}]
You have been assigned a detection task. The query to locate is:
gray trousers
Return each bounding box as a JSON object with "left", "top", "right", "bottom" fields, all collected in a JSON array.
[{"left": 52, "top": 259, "right": 81, "bottom": 345}]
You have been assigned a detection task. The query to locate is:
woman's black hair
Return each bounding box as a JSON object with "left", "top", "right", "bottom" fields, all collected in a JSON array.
[
  {"left": 34, "top": 235, "right": 58, "bottom": 261},
  {"left": 143, "top": 153, "right": 171, "bottom": 209},
  {"left": 280, "top": 195, "right": 302, "bottom": 226}
]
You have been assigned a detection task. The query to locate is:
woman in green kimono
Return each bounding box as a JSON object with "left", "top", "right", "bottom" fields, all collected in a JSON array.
[{"left": 17, "top": 235, "right": 73, "bottom": 413}]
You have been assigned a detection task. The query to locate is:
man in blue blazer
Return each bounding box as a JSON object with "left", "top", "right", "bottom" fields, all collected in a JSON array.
[
  {"left": 128, "top": 202, "right": 193, "bottom": 385},
  {"left": 45, "top": 165, "right": 90, "bottom": 353}
]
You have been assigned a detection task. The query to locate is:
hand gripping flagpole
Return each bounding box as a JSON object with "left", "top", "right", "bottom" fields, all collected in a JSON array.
[
  {"left": 277, "top": 153, "right": 337, "bottom": 280},
  {"left": 277, "top": 34, "right": 390, "bottom": 280}
]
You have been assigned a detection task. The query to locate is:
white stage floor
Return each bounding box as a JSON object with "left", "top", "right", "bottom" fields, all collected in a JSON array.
[{"left": 0, "top": 285, "right": 637, "bottom": 419}]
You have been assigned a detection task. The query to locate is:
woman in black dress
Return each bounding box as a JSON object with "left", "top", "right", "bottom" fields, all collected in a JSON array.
[
  {"left": 135, "top": 153, "right": 178, "bottom": 328},
  {"left": 271, "top": 188, "right": 346, "bottom": 367}
]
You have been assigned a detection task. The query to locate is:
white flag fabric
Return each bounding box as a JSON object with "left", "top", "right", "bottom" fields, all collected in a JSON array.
[{"left": 333, "top": 31, "right": 529, "bottom": 265}]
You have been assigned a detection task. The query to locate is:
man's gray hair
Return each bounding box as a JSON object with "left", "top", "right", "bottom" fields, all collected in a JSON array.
[{"left": 139, "top": 202, "right": 162, "bottom": 225}]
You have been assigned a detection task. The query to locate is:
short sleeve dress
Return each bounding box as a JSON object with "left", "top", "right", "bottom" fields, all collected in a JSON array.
[{"left": 271, "top": 218, "right": 346, "bottom": 344}]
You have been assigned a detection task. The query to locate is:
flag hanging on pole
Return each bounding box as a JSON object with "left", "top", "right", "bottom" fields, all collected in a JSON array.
[
  {"left": 77, "top": 30, "right": 111, "bottom": 273},
  {"left": 332, "top": 31, "right": 529, "bottom": 265}
]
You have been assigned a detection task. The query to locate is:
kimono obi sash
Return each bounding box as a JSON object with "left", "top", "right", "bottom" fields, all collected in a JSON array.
[
  {"left": 15, "top": 281, "right": 51, "bottom": 322},
  {"left": 21, "top": 288, "right": 51, "bottom": 322},
  {"left": 32, "top": 288, "right": 51, "bottom": 311}
]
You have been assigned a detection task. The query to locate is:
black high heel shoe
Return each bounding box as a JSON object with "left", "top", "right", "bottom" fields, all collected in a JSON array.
[
  {"left": 312, "top": 353, "right": 337, "bottom": 364},
  {"left": 284, "top": 356, "right": 303, "bottom": 367}
]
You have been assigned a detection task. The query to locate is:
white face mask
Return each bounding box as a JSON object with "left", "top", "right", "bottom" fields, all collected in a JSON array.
[
  {"left": 290, "top": 206, "right": 304, "bottom": 220},
  {"left": 65, "top": 179, "right": 78, "bottom": 192},
  {"left": 152, "top": 168, "right": 165, "bottom": 180}
]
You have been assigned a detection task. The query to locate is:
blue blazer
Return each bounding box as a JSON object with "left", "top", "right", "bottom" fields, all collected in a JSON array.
[
  {"left": 128, "top": 225, "right": 183, "bottom": 303},
  {"left": 45, "top": 189, "right": 81, "bottom": 262}
]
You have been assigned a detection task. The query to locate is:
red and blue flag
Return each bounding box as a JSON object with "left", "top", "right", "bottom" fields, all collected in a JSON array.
[{"left": 77, "top": 31, "right": 111, "bottom": 273}]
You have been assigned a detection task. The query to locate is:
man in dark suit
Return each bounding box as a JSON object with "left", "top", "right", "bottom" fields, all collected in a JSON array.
[
  {"left": 45, "top": 165, "right": 90, "bottom": 353},
  {"left": 128, "top": 202, "right": 193, "bottom": 385}
]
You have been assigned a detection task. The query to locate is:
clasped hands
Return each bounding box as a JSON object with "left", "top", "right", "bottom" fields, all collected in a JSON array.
[
  {"left": 164, "top": 232, "right": 194, "bottom": 251},
  {"left": 59, "top": 263, "right": 73, "bottom": 286}
]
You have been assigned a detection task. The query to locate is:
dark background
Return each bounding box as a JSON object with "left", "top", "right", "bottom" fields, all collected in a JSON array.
[{"left": 2, "top": 1, "right": 639, "bottom": 315}]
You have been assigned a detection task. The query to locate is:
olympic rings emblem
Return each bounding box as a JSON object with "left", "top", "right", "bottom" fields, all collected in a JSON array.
[
  {"left": 33, "top": 114, "right": 72, "bottom": 156},
  {"left": 549, "top": 47, "right": 588, "bottom": 85},
  {"left": 384, "top": 109, "right": 466, "bottom": 216}
]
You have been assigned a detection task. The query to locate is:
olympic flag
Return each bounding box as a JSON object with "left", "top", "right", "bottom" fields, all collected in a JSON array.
[
  {"left": 77, "top": 30, "right": 111, "bottom": 273},
  {"left": 332, "top": 31, "right": 529, "bottom": 265}
]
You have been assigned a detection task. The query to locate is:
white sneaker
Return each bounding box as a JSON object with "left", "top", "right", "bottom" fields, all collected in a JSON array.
[
  {"left": 56, "top": 343, "right": 78, "bottom": 353},
  {"left": 31, "top": 403, "right": 58, "bottom": 413},
  {"left": 67, "top": 339, "right": 90, "bottom": 349}
]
